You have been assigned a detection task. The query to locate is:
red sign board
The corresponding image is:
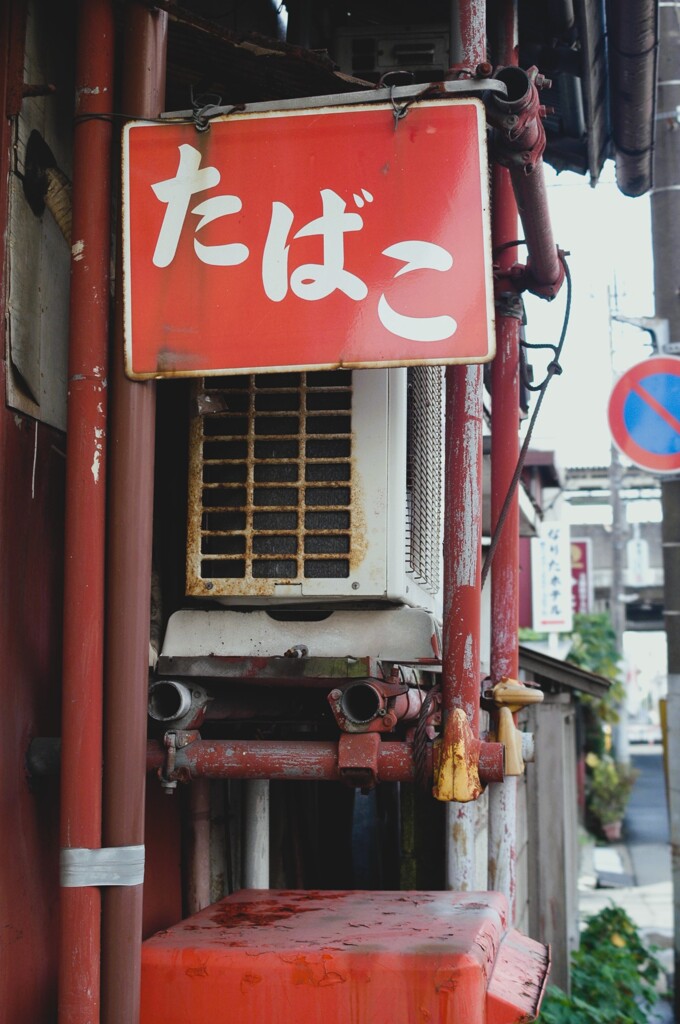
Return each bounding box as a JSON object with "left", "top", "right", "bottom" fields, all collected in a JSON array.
[
  {"left": 570, "top": 539, "right": 592, "bottom": 615},
  {"left": 123, "top": 99, "right": 494, "bottom": 379}
]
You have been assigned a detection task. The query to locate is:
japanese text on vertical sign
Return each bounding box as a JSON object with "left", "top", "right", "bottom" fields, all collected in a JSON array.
[{"left": 531, "top": 523, "right": 573, "bottom": 633}]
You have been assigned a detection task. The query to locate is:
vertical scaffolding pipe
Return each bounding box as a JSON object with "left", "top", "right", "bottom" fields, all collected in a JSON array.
[
  {"left": 58, "top": 3, "right": 114, "bottom": 1021},
  {"left": 101, "top": 6, "right": 167, "bottom": 1023},
  {"left": 441, "top": 370, "right": 484, "bottom": 738},
  {"left": 459, "top": 0, "right": 486, "bottom": 71},
  {"left": 443, "top": 0, "right": 486, "bottom": 890},
  {"left": 488, "top": 0, "right": 520, "bottom": 919},
  {"left": 185, "top": 780, "right": 212, "bottom": 914},
  {"left": 243, "top": 780, "right": 270, "bottom": 889}
]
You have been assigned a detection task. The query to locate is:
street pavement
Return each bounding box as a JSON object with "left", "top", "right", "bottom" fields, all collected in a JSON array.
[{"left": 578, "top": 746, "right": 674, "bottom": 1022}]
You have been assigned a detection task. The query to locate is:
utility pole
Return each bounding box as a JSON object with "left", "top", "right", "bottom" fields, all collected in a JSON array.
[
  {"left": 650, "top": 4, "right": 680, "bottom": 1016},
  {"left": 609, "top": 441, "right": 629, "bottom": 764},
  {"left": 608, "top": 293, "right": 629, "bottom": 764}
]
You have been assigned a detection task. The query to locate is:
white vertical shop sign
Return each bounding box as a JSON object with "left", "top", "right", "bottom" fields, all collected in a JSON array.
[{"left": 531, "top": 523, "right": 573, "bottom": 633}]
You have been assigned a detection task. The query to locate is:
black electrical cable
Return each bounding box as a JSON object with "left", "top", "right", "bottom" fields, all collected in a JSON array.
[{"left": 414, "top": 685, "right": 440, "bottom": 790}]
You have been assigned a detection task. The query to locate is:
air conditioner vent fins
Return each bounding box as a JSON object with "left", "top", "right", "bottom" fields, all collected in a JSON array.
[
  {"left": 188, "top": 371, "right": 354, "bottom": 595},
  {"left": 406, "top": 366, "right": 443, "bottom": 595}
]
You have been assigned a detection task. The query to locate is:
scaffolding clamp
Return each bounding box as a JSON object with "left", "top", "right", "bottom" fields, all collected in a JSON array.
[{"left": 489, "top": 678, "right": 543, "bottom": 776}]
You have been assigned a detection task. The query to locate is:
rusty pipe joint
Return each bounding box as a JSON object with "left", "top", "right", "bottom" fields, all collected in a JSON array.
[
  {"left": 488, "top": 66, "right": 565, "bottom": 299},
  {"left": 148, "top": 680, "right": 209, "bottom": 730},
  {"left": 327, "top": 679, "right": 426, "bottom": 734},
  {"left": 489, "top": 65, "right": 548, "bottom": 173},
  {"left": 433, "top": 708, "right": 505, "bottom": 801},
  {"left": 158, "top": 729, "right": 201, "bottom": 792}
]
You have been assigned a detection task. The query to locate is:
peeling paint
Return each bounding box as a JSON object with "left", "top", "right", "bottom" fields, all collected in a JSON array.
[{"left": 91, "top": 427, "right": 104, "bottom": 484}]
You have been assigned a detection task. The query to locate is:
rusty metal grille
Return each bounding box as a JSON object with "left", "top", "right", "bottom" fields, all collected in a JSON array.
[
  {"left": 188, "top": 371, "right": 353, "bottom": 594},
  {"left": 406, "top": 366, "right": 443, "bottom": 595}
]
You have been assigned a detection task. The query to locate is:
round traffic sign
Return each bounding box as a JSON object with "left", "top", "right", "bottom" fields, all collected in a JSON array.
[{"left": 608, "top": 356, "right": 680, "bottom": 473}]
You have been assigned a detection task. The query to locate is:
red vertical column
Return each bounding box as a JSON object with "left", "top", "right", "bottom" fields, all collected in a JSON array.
[
  {"left": 489, "top": 0, "right": 521, "bottom": 918},
  {"left": 101, "top": 5, "right": 167, "bottom": 1024},
  {"left": 438, "top": 0, "right": 486, "bottom": 890},
  {"left": 58, "top": 2, "right": 114, "bottom": 1022},
  {"left": 490, "top": 3, "right": 521, "bottom": 691},
  {"left": 440, "top": 0, "right": 487, "bottom": 744}
]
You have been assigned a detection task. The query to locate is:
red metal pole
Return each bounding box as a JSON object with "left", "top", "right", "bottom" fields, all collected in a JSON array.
[
  {"left": 460, "top": 0, "right": 486, "bottom": 70},
  {"left": 185, "top": 780, "right": 212, "bottom": 914},
  {"left": 441, "top": 367, "right": 484, "bottom": 739},
  {"left": 58, "top": 3, "right": 113, "bottom": 1021},
  {"left": 101, "top": 6, "right": 167, "bottom": 1024},
  {"left": 490, "top": 6, "right": 521, "bottom": 690},
  {"left": 489, "top": 0, "right": 521, "bottom": 920},
  {"left": 436, "top": 0, "right": 486, "bottom": 816},
  {"left": 145, "top": 738, "right": 504, "bottom": 785}
]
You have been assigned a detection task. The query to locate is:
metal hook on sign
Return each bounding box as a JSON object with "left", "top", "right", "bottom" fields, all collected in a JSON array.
[
  {"left": 378, "top": 71, "right": 416, "bottom": 131},
  {"left": 192, "top": 102, "right": 245, "bottom": 133},
  {"left": 390, "top": 85, "right": 412, "bottom": 131},
  {"left": 190, "top": 89, "right": 223, "bottom": 133}
]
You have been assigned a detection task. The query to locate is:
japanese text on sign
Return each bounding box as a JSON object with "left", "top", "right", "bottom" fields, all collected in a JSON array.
[
  {"left": 531, "top": 523, "right": 573, "bottom": 633},
  {"left": 123, "top": 100, "right": 495, "bottom": 378},
  {"left": 151, "top": 147, "right": 457, "bottom": 343}
]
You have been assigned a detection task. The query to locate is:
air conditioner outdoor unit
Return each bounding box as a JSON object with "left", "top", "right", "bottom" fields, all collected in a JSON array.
[
  {"left": 186, "top": 366, "right": 444, "bottom": 615},
  {"left": 333, "top": 24, "right": 451, "bottom": 83}
]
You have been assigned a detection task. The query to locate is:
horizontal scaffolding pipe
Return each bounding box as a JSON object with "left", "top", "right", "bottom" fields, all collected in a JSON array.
[
  {"left": 147, "top": 739, "right": 505, "bottom": 786},
  {"left": 148, "top": 739, "right": 421, "bottom": 782}
]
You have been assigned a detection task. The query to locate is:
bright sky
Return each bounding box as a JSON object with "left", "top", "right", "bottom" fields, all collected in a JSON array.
[{"left": 522, "top": 161, "right": 655, "bottom": 469}]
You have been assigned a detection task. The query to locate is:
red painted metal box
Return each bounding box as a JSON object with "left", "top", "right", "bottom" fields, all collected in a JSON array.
[{"left": 141, "top": 889, "right": 549, "bottom": 1023}]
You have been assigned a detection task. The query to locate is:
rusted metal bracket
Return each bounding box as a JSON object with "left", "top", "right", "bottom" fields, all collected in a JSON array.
[
  {"left": 159, "top": 729, "right": 200, "bottom": 792},
  {"left": 493, "top": 287, "right": 524, "bottom": 319},
  {"left": 160, "top": 76, "right": 508, "bottom": 123},
  {"left": 485, "top": 678, "right": 544, "bottom": 776},
  {"left": 488, "top": 65, "right": 550, "bottom": 172},
  {"left": 337, "top": 733, "right": 381, "bottom": 789}
]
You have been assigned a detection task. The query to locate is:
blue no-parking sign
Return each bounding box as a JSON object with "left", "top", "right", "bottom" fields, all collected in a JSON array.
[{"left": 608, "top": 356, "right": 680, "bottom": 473}]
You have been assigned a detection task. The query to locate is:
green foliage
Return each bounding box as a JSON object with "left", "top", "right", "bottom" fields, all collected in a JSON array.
[
  {"left": 538, "top": 906, "right": 663, "bottom": 1024},
  {"left": 567, "top": 613, "right": 625, "bottom": 725},
  {"left": 567, "top": 613, "right": 620, "bottom": 679},
  {"left": 586, "top": 754, "right": 639, "bottom": 826}
]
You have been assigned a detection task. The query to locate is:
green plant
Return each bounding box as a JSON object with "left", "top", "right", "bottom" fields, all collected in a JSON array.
[
  {"left": 567, "top": 613, "right": 625, "bottom": 725},
  {"left": 519, "top": 614, "right": 624, "bottom": 727},
  {"left": 538, "top": 905, "right": 663, "bottom": 1024},
  {"left": 586, "top": 754, "right": 639, "bottom": 827}
]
